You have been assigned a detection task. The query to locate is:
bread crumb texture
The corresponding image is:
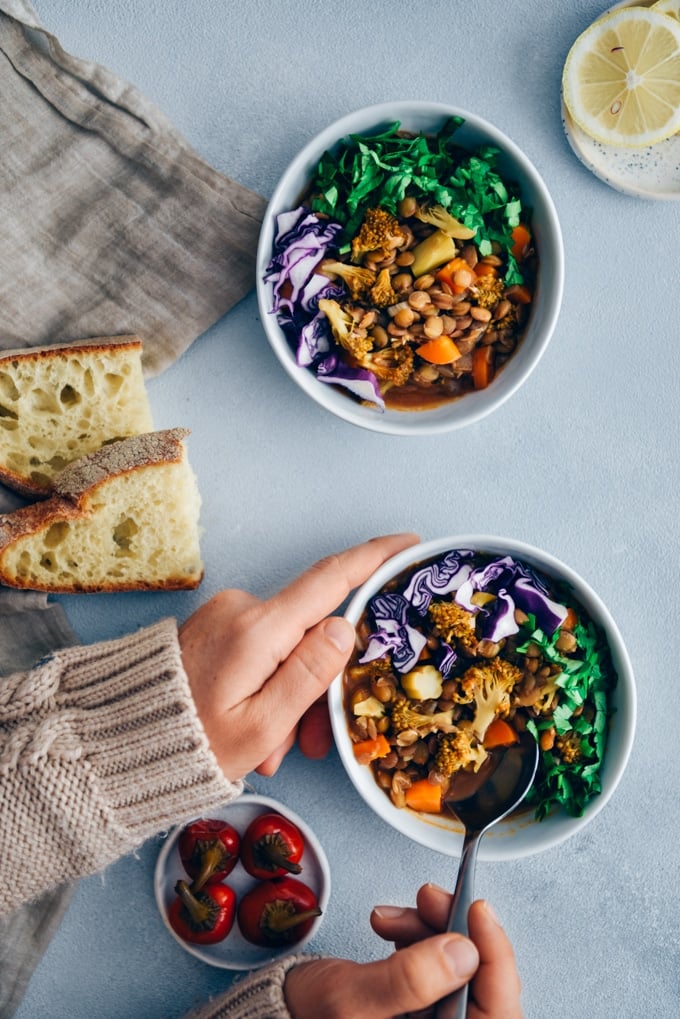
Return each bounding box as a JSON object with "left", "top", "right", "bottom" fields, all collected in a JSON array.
[
  {"left": 0, "top": 338, "right": 153, "bottom": 497},
  {"left": 0, "top": 429, "right": 203, "bottom": 592}
]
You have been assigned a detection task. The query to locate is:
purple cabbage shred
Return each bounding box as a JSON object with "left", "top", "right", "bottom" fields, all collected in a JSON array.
[
  {"left": 359, "top": 593, "right": 427, "bottom": 673},
  {"left": 454, "top": 554, "right": 567, "bottom": 642},
  {"left": 432, "top": 641, "right": 458, "bottom": 678},
  {"left": 317, "top": 354, "right": 384, "bottom": 410},
  {"left": 265, "top": 206, "right": 386, "bottom": 410},
  {"left": 265, "top": 206, "right": 342, "bottom": 319},
  {"left": 402, "top": 549, "right": 476, "bottom": 614}
]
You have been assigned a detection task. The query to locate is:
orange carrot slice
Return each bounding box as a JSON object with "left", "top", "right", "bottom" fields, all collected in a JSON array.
[
  {"left": 416, "top": 336, "right": 461, "bottom": 365},
  {"left": 511, "top": 224, "right": 531, "bottom": 260},
  {"left": 352, "top": 734, "right": 391, "bottom": 763},
  {"left": 404, "top": 778, "right": 442, "bottom": 814},
  {"left": 472, "top": 345, "right": 494, "bottom": 389},
  {"left": 483, "top": 718, "right": 519, "bottom": 749}
]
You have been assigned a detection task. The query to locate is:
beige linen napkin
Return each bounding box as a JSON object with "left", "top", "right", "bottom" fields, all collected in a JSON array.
[
  {"left": 0, "top": 2, "right": 267, "bottom": 1012},
  {"left": 0, "top": 0, "right": 266, "bottom": 376}
]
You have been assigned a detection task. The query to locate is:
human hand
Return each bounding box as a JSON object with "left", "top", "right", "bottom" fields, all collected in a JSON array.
[
  {"left": 178, "top": 533, "right": 419, "bottom": 781},
  {"left": 284, "top": 884, "right": 522, "bottom": 1019}
]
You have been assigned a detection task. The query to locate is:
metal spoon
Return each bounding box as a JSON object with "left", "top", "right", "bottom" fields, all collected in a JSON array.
[{"left": 434, "top": 731, "right": 539, "bottom": 1019}]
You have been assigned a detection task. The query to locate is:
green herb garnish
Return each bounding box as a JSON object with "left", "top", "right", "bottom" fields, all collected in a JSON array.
[
  {"left": 519, "top": 613, "right": 617, "bottom": 820},
  {"left": 309, "top": 118, "right": 527, "bottom": 285}
]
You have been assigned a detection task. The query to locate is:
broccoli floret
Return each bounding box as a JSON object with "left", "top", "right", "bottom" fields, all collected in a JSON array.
[
  {"left": 428, "top": 600, "right": 478, "bottom": 653},
  {"left": 351, "top": 207, "right": 408, "bottom": 262},
  {"left": 357, "top": 345, "right": 414, "bottom": 388},
  {"left": 370, "top": 268, "right": 398, "bottom": 308},
  {"left": 318, "top": 298, "right": 372, "bottom": 359},
  {"left": 462, "top": 658, "right": 523, "bottom": 741},
  {"left": 434, "top": 727, "right": 488, "bottom": 778},
  {"left": 414, "top": 203, "right": 477, "bottom": 240},
  {"left": 319, "top": 259, "right": 376, "bottom": 300},
  {"left": 390, "top": 695, "right": 455, "bottom": 736},
  {"left": 346, "top": 657, "right": 393, "bottom": 684},
  {"left": 529, "top": 676, "right": 561, "bottom": 715},
  {"left": 472, "top": 275, "right": 505, "bottom": 310},
  {"left": 555, "top": 730, "right": 582, "bottom": 764}
]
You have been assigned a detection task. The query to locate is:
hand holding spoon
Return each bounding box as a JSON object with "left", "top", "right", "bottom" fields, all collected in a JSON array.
[{"left": 434, "top": 731, "right": 539, "bottom": 1019}]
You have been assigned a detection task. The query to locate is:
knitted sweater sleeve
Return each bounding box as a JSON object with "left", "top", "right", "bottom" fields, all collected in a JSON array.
[
  {"left": 0, "top": 617, "right": 242, "bottom": 914},
  {"left": 182, "top": 955, "right": 319, "bottom": 1019}
]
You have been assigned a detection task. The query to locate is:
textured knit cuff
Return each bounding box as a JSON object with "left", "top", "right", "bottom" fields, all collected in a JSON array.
[
  {"left": 53, "top": 617, "right": 243, "bottom": 841},
  {"left": 0, "top": 617, "right": 241, "bottom": 911},
  {"left": 184, "top": 954, "right": 319, "bottom": 1019}
]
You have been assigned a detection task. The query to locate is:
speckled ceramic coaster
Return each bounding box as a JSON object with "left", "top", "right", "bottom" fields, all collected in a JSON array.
[{"left": 562, "top": 101, "right": 680, "bottom": 201}]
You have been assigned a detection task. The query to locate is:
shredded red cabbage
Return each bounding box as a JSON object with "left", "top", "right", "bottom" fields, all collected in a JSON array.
[
  {"left": 317, "top": 354, "right": 385, "bottom": 410},
  {"left": 455, "top": 555, "right": 567, "bottom": 641},
  {"left": 265, "top": 206, "right": 385, "bottom": 408},
  {"left": 359, "top": 593, "right": 427, "bottom": 673},
  {"left": 265, "top": 206, "right": 343, "bottom": 317},
  {"left": 402, "top": 549, "right": 476, "bottom": 614},
  {"left": 361, "top": 550, "right": 569, "bottom": 666},
  {"left": 432, "top": 641, "right": 458, "bottom": 678}
]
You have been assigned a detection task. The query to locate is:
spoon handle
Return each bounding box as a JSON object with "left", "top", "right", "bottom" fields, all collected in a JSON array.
[{"left": 434, "top": 828, "right": 482, "bottom": 1019}]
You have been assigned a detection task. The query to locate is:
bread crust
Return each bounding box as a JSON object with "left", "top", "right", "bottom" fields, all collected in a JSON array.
[
  {"left": 0, "top": 429, "right": 202, "bottom": 593},
  {"left": 0, "top": 336, "right": 143, "bottom": 365},
  {"left": 54, "top": 427, "right": 189, "bottom": 499}
]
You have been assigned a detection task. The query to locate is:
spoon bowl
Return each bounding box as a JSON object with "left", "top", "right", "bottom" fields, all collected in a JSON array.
[{"left": 435, "top": 732, "right": 539, "bottom": 1019}]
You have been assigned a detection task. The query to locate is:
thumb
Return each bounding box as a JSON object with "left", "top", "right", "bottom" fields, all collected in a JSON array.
[
  {"left": 255, "top": 615, "right": 355, "bottom": 736},
  {"left": 365, "top": 935, "right": 479, "bottom": 1016},
  {"left": 288, "top": 935, "right": 478, "bottom": 1018}
]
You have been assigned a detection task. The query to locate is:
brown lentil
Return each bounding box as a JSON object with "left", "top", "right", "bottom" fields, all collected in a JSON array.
[
  {"left": 453, "top": 268, "right": 474, "bottom": 289},
  {"left": 370, "top": 325, "right": 389, "bottom": 348},
  {"left": 540, "top": 728, "right": 556, "bottom": 752},
  {"left": 394, "top": 307, "right": 416, "bottom": 328},
  {"left": 395, "top": 250, "right": 416, "bottom": 267},
  {"left": 398, "top": 195, "right": 418, "bottom": 218},
  {"left": 423, "top": 315, "right": 444, "bottom": 339},
  {"left": 408, "top": 290, "right": 430, "bottom": 311}
]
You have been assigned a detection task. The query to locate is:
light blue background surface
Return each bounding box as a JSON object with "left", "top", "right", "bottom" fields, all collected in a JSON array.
[{"left": 15, "top": 1, "right": 679, "bottom": 1016}]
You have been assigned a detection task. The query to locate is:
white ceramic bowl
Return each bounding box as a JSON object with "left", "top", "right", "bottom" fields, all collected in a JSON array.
[
  {"left": 329, "top": 536, "right": 636, "bottom": 860},
  {"left": 256, "top": 101, "right": 564, "bottom": 435},
  {"left": 154, "top": 794, "right": 330, "bottom": 969}
]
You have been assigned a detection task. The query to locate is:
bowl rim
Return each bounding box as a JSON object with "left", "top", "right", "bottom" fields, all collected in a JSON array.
[
  {"left": 329, "top": 534, "right": 636, "bottom": 860},
  {"left": 256, "top": 100, "right": 565, "bottom": 436}
]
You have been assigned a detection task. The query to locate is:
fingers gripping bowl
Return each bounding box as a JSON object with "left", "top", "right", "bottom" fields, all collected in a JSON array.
[
  {"left": 256, "top": 101, "right": 564, "bottom": 435},
  {"left": 329, "top": 537, "right": 636, "bottom": 860}
]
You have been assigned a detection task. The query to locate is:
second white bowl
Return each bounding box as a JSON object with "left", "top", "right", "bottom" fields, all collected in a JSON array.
[{"left": 257, "top": 101, "right": 564, "bottom": 435}]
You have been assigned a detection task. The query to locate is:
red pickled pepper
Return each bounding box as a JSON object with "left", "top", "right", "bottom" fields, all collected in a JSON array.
[
  {"left": 240, "top": 812, "right": 305, "bottom": 879},
  {"left": 178, "top": 818, "right": 240, "bottom": 891},
  {"left": 168, "top": 879, "right": 236, "bottom": 945},
  {"left": 237, "top": 877, "right": 321, "bottom": 947}
]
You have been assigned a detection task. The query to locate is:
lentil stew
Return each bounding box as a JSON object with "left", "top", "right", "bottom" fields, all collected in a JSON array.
[
  {"left": 265, "top": 118, "right": 538, "bottom": 412},
  {"left": 343, "top": 549, "right": 617, "bottom": 820}
]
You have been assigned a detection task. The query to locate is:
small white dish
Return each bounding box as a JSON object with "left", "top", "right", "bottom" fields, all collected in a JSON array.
[
  {"left": 154, "top": 793, "right": 330, "bottom": 970},
  {"left": 561, "top": 0, "right": 680, "bottom": 200}
]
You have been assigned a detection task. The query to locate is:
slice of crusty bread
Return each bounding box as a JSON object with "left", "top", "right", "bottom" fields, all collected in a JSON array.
[
  {"left": 0, "top": 337, "right": 153, "bottom": 498},
  {"left": 0, "top": 429, "right": 203, "bottom": 592}
]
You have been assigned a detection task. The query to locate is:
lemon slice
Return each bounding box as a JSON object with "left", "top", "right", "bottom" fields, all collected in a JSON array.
[
  {"left": 562, "top": 7, "right": 680, "bottom": 147},
  {"left": 652, "top": 0, "right": 680, "bottom": 23}
]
